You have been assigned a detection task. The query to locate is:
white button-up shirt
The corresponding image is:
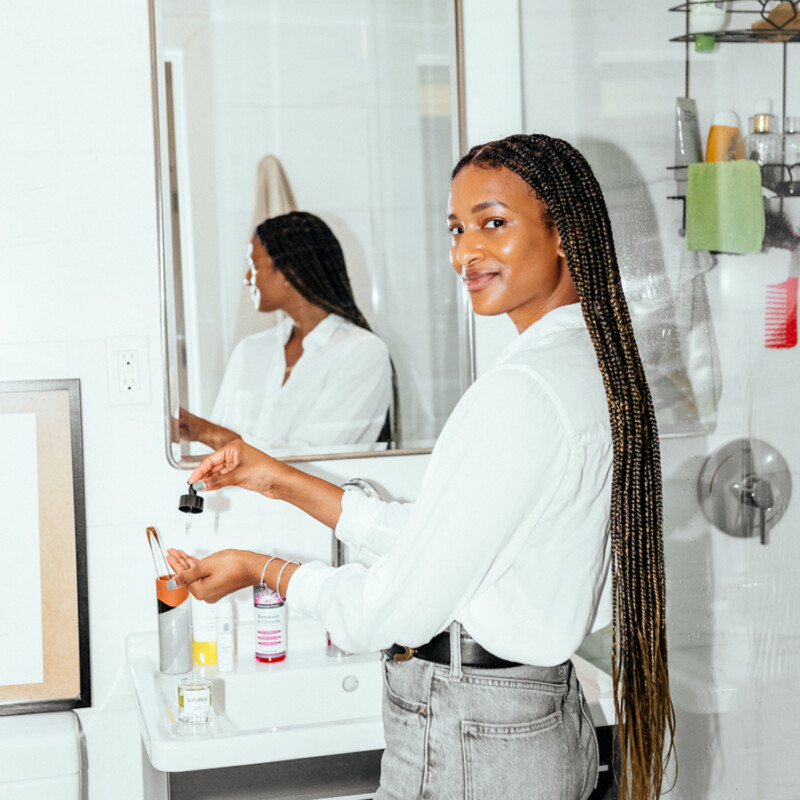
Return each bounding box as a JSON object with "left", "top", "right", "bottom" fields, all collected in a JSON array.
[
  {"left": 288, "top": 303, "right": 613, "bottom": 666},
  {"left": 211, "top": 314, "right": 391, "bottom": 453}
]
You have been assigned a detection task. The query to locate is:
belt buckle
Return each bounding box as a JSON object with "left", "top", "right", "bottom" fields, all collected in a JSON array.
[{"left": 393, "top": 646, "right": 415, "bottom": 662}]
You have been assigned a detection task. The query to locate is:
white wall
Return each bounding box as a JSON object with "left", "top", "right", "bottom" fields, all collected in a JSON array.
[{"left": 0, "top": 1, "right": 434, "bottom": 797}]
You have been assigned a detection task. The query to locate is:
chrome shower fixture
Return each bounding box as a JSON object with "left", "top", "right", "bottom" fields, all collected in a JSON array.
[{"left": 697, "top": 438, "right": 791, "bottom": 545}]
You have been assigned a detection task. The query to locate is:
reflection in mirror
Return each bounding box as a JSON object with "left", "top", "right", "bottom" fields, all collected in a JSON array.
[
  {"left": 150, "top": 0, "right": 467, "bottom": 465},
  {"left": 178, "top": 212, "right": 394, "bottom": 453}
]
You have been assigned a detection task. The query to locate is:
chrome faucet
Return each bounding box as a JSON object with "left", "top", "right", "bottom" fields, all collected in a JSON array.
[
  {"left": 327, "top": 478, "right": 383, "bottom": 657},
  {"left": 698, "top": 438, "right": 791, "bottom": 547}
]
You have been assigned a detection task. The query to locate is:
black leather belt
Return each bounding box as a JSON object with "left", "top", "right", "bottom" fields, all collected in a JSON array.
[{"left": 386, "top": 630, "right": 521, "bottom": 669}]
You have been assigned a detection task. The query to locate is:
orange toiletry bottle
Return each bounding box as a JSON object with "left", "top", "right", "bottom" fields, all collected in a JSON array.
[{"left": 706, "top": 109, "right": 744, "bottom": 162}]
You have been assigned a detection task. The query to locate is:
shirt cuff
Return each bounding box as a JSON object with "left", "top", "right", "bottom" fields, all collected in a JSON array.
[
  {"left": 334, "top": 489, "right": 386, "bottom": 551},
  {"left": 284, "top": 561, "right": 334, "bottom": 620}
]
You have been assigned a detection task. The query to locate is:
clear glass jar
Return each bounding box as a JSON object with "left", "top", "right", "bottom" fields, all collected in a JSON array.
[
  {"left": 743, "top": 111, "right": 782, "bottom": 190},
  {"left": 177, "top": 672, "right": 213, "bottom": 723}
]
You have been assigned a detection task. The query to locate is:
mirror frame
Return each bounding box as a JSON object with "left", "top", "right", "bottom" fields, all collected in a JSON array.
[{"left": 147, "top": 0, "right": 473, "bottom": 467}]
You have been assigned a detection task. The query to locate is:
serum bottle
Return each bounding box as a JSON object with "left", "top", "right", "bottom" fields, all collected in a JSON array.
[{"left": 253, "top": 587, "right": 286, "bottom": 663}]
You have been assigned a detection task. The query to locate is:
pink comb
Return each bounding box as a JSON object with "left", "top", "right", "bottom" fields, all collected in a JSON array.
[{"left": 765, "top": 276, "right": 798, "bottom": 348}]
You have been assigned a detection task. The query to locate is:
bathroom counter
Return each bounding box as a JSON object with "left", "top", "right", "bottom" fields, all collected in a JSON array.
[{"left": 128, "top": 619, "right": 615, "bottom": 774}]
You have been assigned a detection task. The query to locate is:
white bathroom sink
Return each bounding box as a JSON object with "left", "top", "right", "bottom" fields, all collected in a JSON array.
[
  {"left": 127, "top": 616, "right": 386, "bottom": 772},
  {"left": 127, "top": 617, "right": 613, "bottom": 774},
  {"left": 215, "top": 627, "right": 382, "bottom": 731}
]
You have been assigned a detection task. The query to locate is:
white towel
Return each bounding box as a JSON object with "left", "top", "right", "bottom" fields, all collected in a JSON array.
[
  {"left": 249, "top": 154, "right": 297, "bottom": 233},
  {"left": 234, "top": 155, "right": 299, "bottom": 346}
]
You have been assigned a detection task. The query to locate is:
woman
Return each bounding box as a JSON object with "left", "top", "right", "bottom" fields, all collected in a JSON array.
[
  {"left": 168, "top": 134, "right": 675, "bottom": 799},
  {"left": 179, "top": 211, "right": 393, "bottom": 452}
]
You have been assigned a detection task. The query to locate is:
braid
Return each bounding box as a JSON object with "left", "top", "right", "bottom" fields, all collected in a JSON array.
[
  {"left": 256, "top": 211, "right": 400, "bottom": 445},
  {"left": 256, "top": 211, "right": 371, "bottom": 331},
  {"left": 453, "top": 134, "right": 675, "bottom": 799}
]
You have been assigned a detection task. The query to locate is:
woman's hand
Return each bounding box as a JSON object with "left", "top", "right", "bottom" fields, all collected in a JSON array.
[
  {"left": 186, "top": 439, "right": 347, "bottom": 529},
  {"left": 178, "top": 407, "right": 239, "bottom": 450},
  {"left": 167, "top": 548, "right": 264, "bottom": 603},
  {"left": 187, "top": 439, "right": 294, "bottom": 499}
]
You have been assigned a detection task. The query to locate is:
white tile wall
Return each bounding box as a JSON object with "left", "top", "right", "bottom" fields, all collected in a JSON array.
[{"left": 0, "top": 1, "right": 440, "bottom": 797}]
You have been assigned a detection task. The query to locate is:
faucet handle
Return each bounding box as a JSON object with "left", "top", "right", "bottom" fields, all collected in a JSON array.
[
  {"left": 341, "top": 478, "right": 383, "bottom": 499},
  {"left": 698, "top": 437, "right": 791, "bottom": 544}
]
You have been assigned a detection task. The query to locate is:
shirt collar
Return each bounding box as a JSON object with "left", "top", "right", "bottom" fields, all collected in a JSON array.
[
  {"left": 277, "top": 314, "right": 295, "bottom": 346},
  {"left": 496, "top": 303, "right": 585, "bottom": 365},
  {"left": 301, "top": 314, "right": 346, "bottom": 352}
]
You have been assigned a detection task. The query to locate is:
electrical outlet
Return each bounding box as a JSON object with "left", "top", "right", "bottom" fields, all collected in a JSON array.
[{"left": 107, "top": 337, "right": 151, "bottom": 405}]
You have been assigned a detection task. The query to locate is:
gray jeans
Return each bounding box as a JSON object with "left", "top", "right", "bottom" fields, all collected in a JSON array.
[{"left": 375, "top": 622, "right": 599, "bottom": 800}]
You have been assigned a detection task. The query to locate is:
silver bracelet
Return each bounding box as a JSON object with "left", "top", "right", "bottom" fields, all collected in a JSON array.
[
  {"left": 259, "top": 556, "right": 280, "bottom": 589},
  {"left": 275, "top": 560, "right": 301, "bottom": 601}
]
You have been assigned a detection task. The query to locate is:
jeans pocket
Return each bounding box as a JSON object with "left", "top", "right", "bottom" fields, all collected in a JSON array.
[
  {"left": 378, "top": 662, "right": 429, "bottom": 799},
  {"left": 461, "top": 711, "right": 572, "bottom": 800},
  {"left": 577, "top": 686, "right": 600, "bottom": 800}
]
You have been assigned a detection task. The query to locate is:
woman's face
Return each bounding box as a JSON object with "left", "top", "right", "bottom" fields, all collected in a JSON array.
[
  {"left": 246, "top": 237, "right": 287, "bottom": 312},
  {"left": 447, "top": 164, "right": 577, "bottom": 333}
]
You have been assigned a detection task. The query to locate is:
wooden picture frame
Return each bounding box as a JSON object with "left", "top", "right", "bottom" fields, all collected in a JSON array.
[{"left": 0, "top": 379, "right": 90, "bottom": 714}]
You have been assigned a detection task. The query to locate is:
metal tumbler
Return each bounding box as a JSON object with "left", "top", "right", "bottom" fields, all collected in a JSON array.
[{"left": 156, "top": 575, "right": 191, "bottom": 674}]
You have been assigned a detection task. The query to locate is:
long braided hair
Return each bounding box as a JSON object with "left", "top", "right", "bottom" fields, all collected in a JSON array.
[
  {"left": 256, "top": 211, "right": 370, "bottom": 331},
  {"left": 255, "top": 211, "right": 398, "bottom": 444},
  {"left": 453, "top": 134, "right": 675, "bottom": 799}
]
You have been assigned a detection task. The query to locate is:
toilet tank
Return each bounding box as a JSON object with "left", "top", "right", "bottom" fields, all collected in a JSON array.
[{"left": 0, "top": 711, "right": 81, "bottom": 799}]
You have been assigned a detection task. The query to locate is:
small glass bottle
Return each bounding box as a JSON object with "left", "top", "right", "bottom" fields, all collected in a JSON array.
[
  {"left": 743, "top": 99, "right": 782, "bottom": 190},
  {"left": 253, "top": 586, "right": 287, "bottom": 663},
  {"left": 783, "top": 116, "right": 800, "bottom": 195},
  {"left": 177, "top": 671, "right": 213, "bottom": 723}
]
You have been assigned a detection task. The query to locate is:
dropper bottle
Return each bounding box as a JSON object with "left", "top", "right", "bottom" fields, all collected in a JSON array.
[{"left": 178, "top": 483, "right": 204, "bottom": 534}]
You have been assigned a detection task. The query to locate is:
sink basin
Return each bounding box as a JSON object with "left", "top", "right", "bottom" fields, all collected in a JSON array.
[
  {"left": 128, "top": 615, "right": 614, "bottom": 774},
  {"left": 215, "top": 631, "right": 381, "bottom": 731},
  {"left": 127, "top": 615, "right": 386, "bottom": 772}
]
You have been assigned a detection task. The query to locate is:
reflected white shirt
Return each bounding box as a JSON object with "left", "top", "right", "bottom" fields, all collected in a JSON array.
[
  {"left": 288, "top": 303, "right": 613, "bottom": 667},
  {"left": 211, "top": 314, "right": 391, "bottom": 452}
]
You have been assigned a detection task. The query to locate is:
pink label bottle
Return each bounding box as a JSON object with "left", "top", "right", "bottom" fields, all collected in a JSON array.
[{"left": 253, "top": 586, "right": 286, "bottom": 663}]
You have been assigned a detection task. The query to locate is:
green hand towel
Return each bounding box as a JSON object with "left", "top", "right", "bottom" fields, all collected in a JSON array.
[{"left": 686, "top": 161, "right": 765, "bottom": 253}]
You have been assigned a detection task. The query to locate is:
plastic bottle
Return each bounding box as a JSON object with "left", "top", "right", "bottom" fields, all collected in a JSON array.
[
  {"left": 216, "top": 599, "right": 236, "bottom": 673},
  {"left": 706, "top": 109, "right": 744, "bottom": 162},
  {"left": 253, "top": 586, "right": 287, "bottom": 663},
  {"left": 191, "top": 595, "right": 218, "bottom": 668},
  {"left": 743, "top": 99, "right": 782, "bottom": 190},
  {"left": 675, "top": 97, "right": 703, "bottom": 197},
  {"left": 689, "top": 0, "right": 728, "bottom": 52}
]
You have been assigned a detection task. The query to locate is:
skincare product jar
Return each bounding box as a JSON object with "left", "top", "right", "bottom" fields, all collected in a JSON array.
[{"left": 177, "top": 673, "right": 213, "bottom": 723}]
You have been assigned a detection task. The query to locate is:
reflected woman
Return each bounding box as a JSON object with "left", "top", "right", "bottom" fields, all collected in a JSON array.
[{"left": 179, "top": 212, "right": 392, "bottom": 452}]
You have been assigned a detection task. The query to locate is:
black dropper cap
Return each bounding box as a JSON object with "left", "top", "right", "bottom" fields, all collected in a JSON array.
[{"left": 178, "top": 484, "right": 204, "bottom": 514}]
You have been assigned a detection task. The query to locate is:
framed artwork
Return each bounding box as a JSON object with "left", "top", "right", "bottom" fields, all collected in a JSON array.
[{"left": 0, "top": 379, "right": 90, "bottom": 715}]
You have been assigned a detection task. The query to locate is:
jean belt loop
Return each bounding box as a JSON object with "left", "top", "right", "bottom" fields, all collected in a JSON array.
[{"left": 449, "top": 620, "right": 462, "bottom": 681}]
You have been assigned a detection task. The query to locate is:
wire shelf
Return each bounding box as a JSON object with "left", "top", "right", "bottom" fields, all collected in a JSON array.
[{"left": 670, "top": 0, "right": 800, "bottom": 43}]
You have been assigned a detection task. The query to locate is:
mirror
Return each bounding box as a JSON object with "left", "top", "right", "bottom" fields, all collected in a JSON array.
[{"left": 148, "top": 0, "right": 469, "bottom": 466}]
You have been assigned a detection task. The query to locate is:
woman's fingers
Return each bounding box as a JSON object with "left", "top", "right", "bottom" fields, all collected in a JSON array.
[
  {"left": 166, "top": 548, "right": 196, "bottom": 575},
  {"left": 167, "top": 549, "right": 199, "bottom": 568},
  {"left": 168, "top": 549, "right": 258, "bottom": 603},
  {"left": 186, "top": 439, "right": 284, "bottom": 498},
  {"left": 187, "top": 442, "right": 241, "bottom": 489}
]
